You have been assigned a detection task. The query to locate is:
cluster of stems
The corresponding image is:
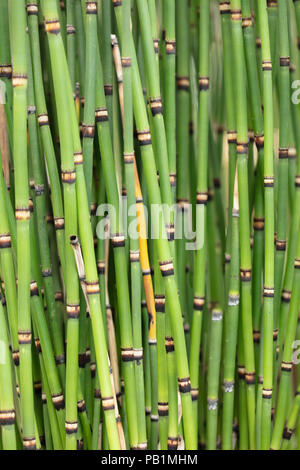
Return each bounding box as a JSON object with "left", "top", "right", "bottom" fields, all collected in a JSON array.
[{"left": 1, "top": 0, "right": 300, "bottom": 451}]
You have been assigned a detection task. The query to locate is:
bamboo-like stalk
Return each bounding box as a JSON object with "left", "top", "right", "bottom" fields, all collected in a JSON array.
[
  {"left": 11, "top": 0, "right": 37, "bottom": 450},
  {"left": 122, "top": 0, "right": 147, "bottom": 449},
  {"left": 190, "top": 0, "right": 210, "bottom": 439},
  {"left": 230, "top": 0, "right": 256, "bottom": 449},
  {"left": 256, "top": 0, "right": 275, "bottom": 449},
  {"left": 113, "top": 1, "right": 197, "bottom": 450},
  {"left": 221, "top": 172, "right": 240, "bottom": 449}
]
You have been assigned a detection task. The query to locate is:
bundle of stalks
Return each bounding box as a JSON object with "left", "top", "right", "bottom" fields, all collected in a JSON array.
[{"left": 1, "top": 0, "right": 300, "bottom": 451}]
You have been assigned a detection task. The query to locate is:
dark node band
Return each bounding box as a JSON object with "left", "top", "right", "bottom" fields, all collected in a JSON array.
[
  {"left": 242, "top": 17, "right": 253, "bottom": 28},
  {"left": 134, "top": 348, "right": 143, "bottom": 362},
  {"left": 262, "top": 60, "right": 272, "bottom": 71},
  {"left": 97, "top": 261, "right": 105, "bottom": 275},
  {"left": 95, "top": 107, "right": 109, "bottom": 122},
  {"left": 165, "top": 336, "right": 175, "bottom": 353},
  {"left": 61, "top": 170, "right": 76, "bottom": 184},
  {"left": 199, "top": 76, "right": 210, "bottom": 91},
  {"left": 12, "top": 74, "right": 27, "bottom": 87},
  {"left": 240, "top": 268, "right": 252, "bottom": 282},
  {"left": 178, "top": 377, "right": 191, "bottom": 394},
  {"left": 283, "top": 427, "right": 293, "bottom": 441},
  {"left": 35, "top": 184, "right": 45, "bottom": 197},
  {"left": 166, "top": 40, "right": 176, "bottom": 54},
  {"left": 168, "top": 437, "right": 178, "bottom": 450},
  {"left": 281, "top": 361, "right": 292, "bottom": 372},
  {"left": 124, "top": 152, "right": 135, "bottom": 164},
  {"left": 102, "top": 396, "right": 115, "bottom": 411},
  {"left": 23, "top": 438, "right": 36, "bottom": 450},
  {"left": 231, "top": 9, "right": 242, "bottom": 21},
  {"left": 253, "top": 330, "right": 261, "bottom": 343},
  {"left": 219, "top": 1, "right": 230, "bottom": 14},
  {"left": 276, "top": 239, "right": 286, "bottom": 251},
  {"left": 150, "top": 97, "right": 163, "bottom": 116},
  {"left": 280, "top": 56, "right": 290, "bottom": 67},
  {"left": 193, "top": 296, "right": 205, "bottom": 311},
  {"left": 0, "top": 64, "right": 12, "bottom": 78},
  {"left": 153, "top": 39, "right": 159, "bottom": 53},
  {"left": 45, "top": 19, "right": 61, "bottom": 35},
  {"left": 52, "top": 393, "right": 65, "bottom": 410},
  {"left": 78, "top": 353, "right": 87, "bottom": 368},
  {"left": 262, "top": 388, "right": 273, "bottom": 399},
  {"left": 263, "top": 286, "right": 275, "bottom": 298},
  {"left": 137, "top": 130, "right": 152, "bottom": 146},
  {"left": 111, "top": 233, "right": 125, "bottom": 248},
  {"left": 27, "top": 105, "right": 36, "bottom": 115},
  {"left": 77, "top": 399, "right": 86, "bottom": 413},
  {"left": 245, "top": 372, "right": 256, "bottom": 385},
  {"left": 273, "top": 329, "right": 278, "bottom": 341},
  {"left": 177, "top": 198, "right": 189, "bottom": 211},
  {"left": 121, "top": 57, "right": 131, "bottom": 68},
  {"left": 15, "top": 207, "right": 30, "bottom": 221},
  {"left": 177, "top": 76, "right": 190, "bottom": 91},
  {"left": 66, "top": 304, "right": 80, "bottom": 319},
  {"left": 55, "top": 291, "right": 63, "bottom": 302},
  {"left": 227, "top": 130, "right": 237, "bottom": 144},
  {"left": 196, "top": 191, "right": 208, "bottom": 205},
  {"left": 253, "top": 217, "right": 265, "bottom": 231},
  {"left": 27, "top": 3, "right": 38, "bottom": 15},
  {"left": 34, "top": 337, "right": 42, "bottom": 353},
  {"left": 55, "top": 353, "right": 65, "bottom": 365},
  {"left": 236, "top": 142, "right": 248, "bottom": 155},
  {"left": 160, "top": 260, "right": 174, "bottom": 277},
  {"left": 191, "top": 388, "right": 199, "bottom": 401},
  {"left": 86, "top": 1, "right": 97, "bottom": 14},
  {"left": 121, "top": 347, "right": 134, "bottom": 362},
  {"left": 264, "top": 176, "right": 274, "bottom": 188},
  {"left": 0, "top": 409, "right": 16, "bottom": 426},
  {"left": 279, "top": 147, "right": 289, "bottom": 159},
  {"left": 82, "top": 124, "right": 95, "bottom": 138},
  {"left": 295, "top": 258, "right": 300, "bottom": 269},
  {"left": 255, "top": 133, "right": 264, "bottom": 150},
  {"left": 66, "top": 24, "right": 76, "bottom": 35},
  {"left": 104, "top": 84, "right": 113, "bottom": 95},
  {"left": 18, "top": 331, "right": 32, "bottom": 345},
  {"left": 158, "top": 402, "right": 169, "bottom": 417},
  {"left": 65, "top": 421, "right": 78, "bottom": 434},
  {"left": 281, "top": 289, "right": 291, "bottom": 303},
  {"left": 130, "top": 250, "right": 140, "bottom": 263},
  {"left": 0, "top": 233, "right": 11, "bottom": 249},
  {"left": 165, "top": 223, "right": 175, "bottom": 241},
  {"left": 155, "top": 295, "right": 166, "bottom": 313},
  {"left": 86, "top": 281, "right": 100, "bottom": 295},
  {"left": 12, "top": 350, "right": 20, "bottom": 366}
]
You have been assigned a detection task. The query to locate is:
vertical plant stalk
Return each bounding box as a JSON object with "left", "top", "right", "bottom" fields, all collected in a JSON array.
[
  {"left": 11, "top": 0, "right": 37, "bottom": 450},
  {"left": 190, "top": 0, "right": 210, "bottom": 439},
  {"left": 113, "top": 1, "right": 197, "bottom": 450},
  {"left": 230, "top": 0, "right": 256, "bottom": 449},
  {"left": 257, "top": 0, "right": 275, "bottom": 450},
  {"left": 221, "top": 172, "right": 240, "bottom": 449},
  {"left": 122, "top": 0, "right": 147, "bottom": 449}
]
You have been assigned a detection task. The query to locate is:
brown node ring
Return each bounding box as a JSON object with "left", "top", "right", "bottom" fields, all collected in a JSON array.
[
  {"left": 150, "top": 97, "right": 163, "bottom": 116},
  {"left": 137, "top": 130, "right": 152, "bottom": 146},
  {"left": 45, "top": 19, "right": 61, "bottom": 35},
  {"left": 66, "top": 304, "right": 80, "bottom": 319},
  {"left": 61, "top": 170, "right": 76, "bottom": 184},
  {"left": 0, "top": 409, "right": 16, "bottom": 426},
  {"left": 18, "top": 331, "right": 32, "bottom": 345},
  {"left": 166, "top": 40, "right": 176, "bottom": 54}
]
